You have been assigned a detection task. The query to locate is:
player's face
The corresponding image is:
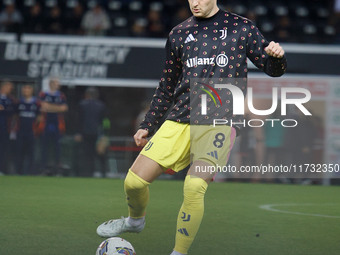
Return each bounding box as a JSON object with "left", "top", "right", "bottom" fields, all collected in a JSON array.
[
  {"left": 49, "top": 79, "right": 60, "bottom": 91},
  {"left": 22, "top": 85, "right": 34, "bottom": 98},
  {"left": 188, "top": 0, "right": 218, "bottom": 18},
  {"left": 0, "top": 82, "right": 13, "bottom": 95}
]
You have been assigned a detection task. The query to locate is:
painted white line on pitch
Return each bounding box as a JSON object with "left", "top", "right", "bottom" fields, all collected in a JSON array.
[{"left": 259, "top": 203, "right": 340, "bottom": 219}]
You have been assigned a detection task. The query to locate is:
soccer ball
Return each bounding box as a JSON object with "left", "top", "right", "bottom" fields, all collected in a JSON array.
[{"left": 95, "top": 237, "right": 136, "bottom": 255}]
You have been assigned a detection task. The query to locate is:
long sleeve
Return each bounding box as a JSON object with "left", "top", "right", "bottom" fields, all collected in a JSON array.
[
  {"left": 139, "top": 35, "right": 182, "bottom": 135},
  {"left": 246, "top": 21, "right": 287, "bottom": 77}
]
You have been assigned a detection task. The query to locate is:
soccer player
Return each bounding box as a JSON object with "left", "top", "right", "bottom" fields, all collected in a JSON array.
[
  {"left": 0, "top": 81, "right": 15, "bottom": 175},
  {"left": 97, "top": 1, "right": 286, "bottom": 254},
  {"left": 75, "top": 87, "right": 107, "bottom": 177},
  {"left": 38, "top": 78, "right": 68, "bottom": 175},
  {"left": 15, "top": 85, "right": 41, "bottom": 175}
]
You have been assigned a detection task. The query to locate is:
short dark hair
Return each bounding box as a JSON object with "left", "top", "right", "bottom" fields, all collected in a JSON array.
[
  {"left": 0, "top": 79, "right": 13, "bottom": 88},
  {"left": 85, "top": 87, "right": 99, "bottom": 99}
]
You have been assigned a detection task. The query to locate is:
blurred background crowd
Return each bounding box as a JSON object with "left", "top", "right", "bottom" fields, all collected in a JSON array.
[
  {"left": 0, "top": 79, "right": 326, "bottom": 183},
  {"left": 0, "top": 0, "right": 339, "bottom": 43},
  {"left": 0, "top": 79, "right": 114, "bottom": 177}
]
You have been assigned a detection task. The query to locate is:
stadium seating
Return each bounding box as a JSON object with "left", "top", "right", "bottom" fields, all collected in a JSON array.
[{"left": 0, "top": 0, "right": 337, "bottom": 43}]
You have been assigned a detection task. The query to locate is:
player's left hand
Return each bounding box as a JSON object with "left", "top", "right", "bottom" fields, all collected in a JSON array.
[
  {"left": 265, "top": 41, "right": 285, "bottom": 58},
  {"left": 134, "top": 129, "right": 149, "bottom": 147}
]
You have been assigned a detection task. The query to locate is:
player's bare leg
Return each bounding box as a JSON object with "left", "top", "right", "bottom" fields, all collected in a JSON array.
[
  {"left": 171, "top": 160, "right": 214, "bottom": 255},
  {"left": 96, "top": 154, "right": 164, "bottom": 237},
  {"left": 130, "top": 154, "right": 165, "bottom": 182}
]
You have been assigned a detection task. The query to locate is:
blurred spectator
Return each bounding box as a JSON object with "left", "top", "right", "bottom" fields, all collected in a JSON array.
[
  {"left": 291, "top": 114, "right": 318, "bottom": 183},
  {"left": 134, "top": 101, "right": 150, "bottom": 132},
  {"left": 331, "top": 0, "right": 340, "bottom": 43},
  {"left": 38, "top": 78, "right": 68, "bottom": 175},
  {"left": 147, "top": 9, "right": 166, "bottom": 38},
  {"left": 171, "top": 6, "right": 191, "bottom": 28},
  {"left": 15, "top": 85, "right": 41, "bottom": 175},
  {"left": 0, "top": 81, "right": 15, "bottom": 175},
  {"left": 81, "top": 4, "right": 111, "bottom": 36},
  {"left": 275, "top": 16, "right": 293, "bottom": 43},
  {"left": 334, "top": 0, "right": 340, "bottom": 14},
  {"left": 0, "top": 1, "right": 334, "bottom": 43},
  {"left": 0, "top": 4, "right": 23, "bottom": 32},
  {"left": 246, "top": 10, "right": 257, "bottom": 24},
  {"left": 264, "top": 110, "right": 285, "bottom": 166},
  {"left": 65, "top": 3, "right": 84, "bottom": 35},
  {"left": 131, "top": 18, "right": 148, "bottom": 37},
  {"left": 75, "top": 87, "right": 108, "bottom": 177},
  {"left": 25, "top": 3, "right": 43, "bottom": 33},
  {"left": 223, "top": 3, "right": 232, "bottom": 13},
  {"left": 311, "top": 116, "right": 325, "bottom": 165},
  {"left": 236, "top": 114, "right": 256, "bottom": 168},
  {"left": 285, "top": 113, "right": 316, "bottom": 167},
  {"left": 45, "top": 6, "right": 63, "bottom": 34}
]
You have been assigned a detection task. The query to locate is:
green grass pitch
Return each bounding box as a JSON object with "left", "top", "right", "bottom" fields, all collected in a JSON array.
[{"left": 1, "top": 176, "right": 340, "bottom": 255}]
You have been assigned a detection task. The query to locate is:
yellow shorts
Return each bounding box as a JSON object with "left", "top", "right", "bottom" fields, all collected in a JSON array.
[{"left": 140, "top": 120, "right": 237, "bottom": 173}]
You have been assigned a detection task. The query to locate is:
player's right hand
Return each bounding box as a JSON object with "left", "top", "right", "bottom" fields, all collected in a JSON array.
[
  {"left": 134, "top": 129, "right": 149, "bottom": 147},
  {"left": 264, "top": 41, "right": 285, "bottom": 58}
]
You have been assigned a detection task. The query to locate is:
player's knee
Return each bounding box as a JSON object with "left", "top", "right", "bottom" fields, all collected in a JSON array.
[
  {"left": 124, "top": 169, "right": 150, "bottom": 192},
  {"left": 183, "top": 175, "right": 208, "bottom": 202}
]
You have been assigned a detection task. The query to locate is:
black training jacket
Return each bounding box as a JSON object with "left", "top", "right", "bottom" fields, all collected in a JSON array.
[{"left": 139, "top": 9, "right": 287, "bottom": 135}]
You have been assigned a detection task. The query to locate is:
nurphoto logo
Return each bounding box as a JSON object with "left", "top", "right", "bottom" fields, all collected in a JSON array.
[{"left": 195, "top": 80, "right": 312, "bottom": 128}]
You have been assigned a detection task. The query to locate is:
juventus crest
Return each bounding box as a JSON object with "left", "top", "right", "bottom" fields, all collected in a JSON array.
[{"left": 219, "top": 29, "right": 227, "bottom": 40}]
